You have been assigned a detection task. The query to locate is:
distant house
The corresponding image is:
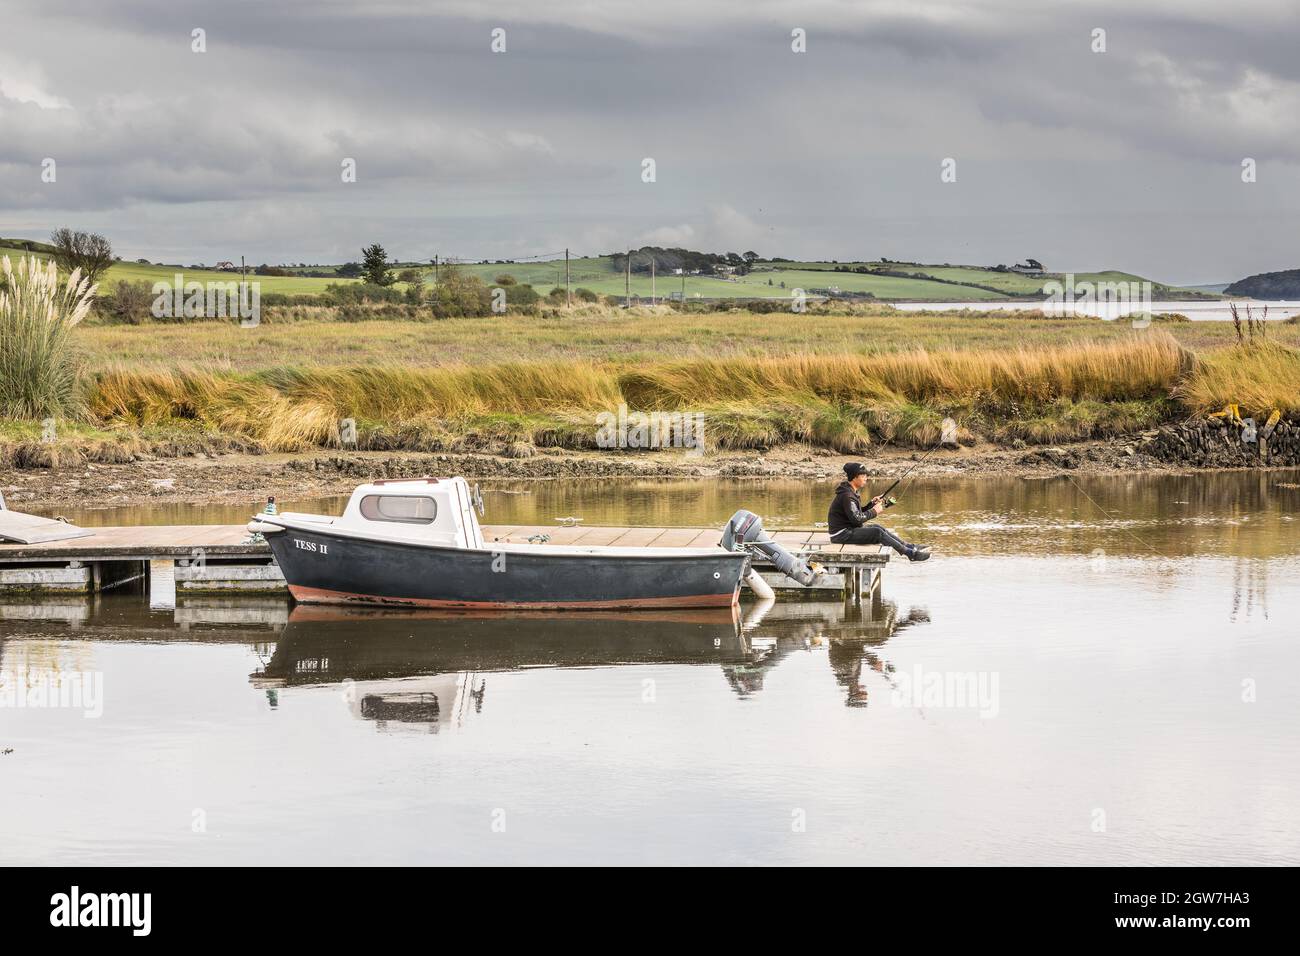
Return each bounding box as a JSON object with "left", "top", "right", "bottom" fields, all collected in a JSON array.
[
  {"left": 1011, "top": 259, "right": 1045, "bottom": 275},
  {"left": 215, "top": 261, "right": 237, "bottom": 271}
]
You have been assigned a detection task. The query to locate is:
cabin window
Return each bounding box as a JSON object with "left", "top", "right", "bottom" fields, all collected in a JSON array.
[{"left": 359, "top": 495, "right": 437, "bottom": 524}]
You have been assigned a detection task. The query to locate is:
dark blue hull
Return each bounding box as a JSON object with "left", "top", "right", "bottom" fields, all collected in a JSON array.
[{"left": 265, "top": 523, "right": 746, "bottom": 610}]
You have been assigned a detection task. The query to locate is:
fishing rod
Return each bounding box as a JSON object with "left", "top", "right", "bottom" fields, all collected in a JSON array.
[{"left": 873, "top": 438, "right": 947, "bottom": 510}]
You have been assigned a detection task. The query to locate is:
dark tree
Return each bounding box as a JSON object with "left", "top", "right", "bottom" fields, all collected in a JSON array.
[
  {"left": 49, "top": 228, "right": 114, "bottom": 284},
  {"left": 360, "top": 244, "right": 395, "bottom": 286}
]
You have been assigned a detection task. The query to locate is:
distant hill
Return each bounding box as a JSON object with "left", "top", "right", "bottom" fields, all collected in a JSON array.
[
  {"left": 0, "top": 236, "right": 58, "bottom": 255},
  {"left": 0, "top": 236, "right": 1215, "bottom": 303},
  {"left": 1223, "top": 269, "right": 1300, "bottom": 300}
]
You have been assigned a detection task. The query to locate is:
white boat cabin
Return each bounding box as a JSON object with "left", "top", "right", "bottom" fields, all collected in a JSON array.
[
  {"left": 282, "top": 477, "right": 486, "bottom": 550},
  {"left": 267, "top": 475, "right": 733, "bottom": 557}
]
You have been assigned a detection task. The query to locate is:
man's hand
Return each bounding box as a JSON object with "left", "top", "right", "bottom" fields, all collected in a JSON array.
[{"left": 868, "top": 495, "right": 884, "bottom": 517}]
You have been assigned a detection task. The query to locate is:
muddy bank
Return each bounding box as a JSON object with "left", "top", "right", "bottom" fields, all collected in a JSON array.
[{"left": 4, "top": 423, "right": 1297, "bottom": 512}]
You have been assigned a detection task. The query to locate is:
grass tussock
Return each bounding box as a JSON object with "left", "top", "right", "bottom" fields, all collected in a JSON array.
[
  {"left": 619, "top": 334, "right": 1188, "bottom": 409},
  {"left": 1177, "top": 341, "right": 1300, "bottom": 417},
  {"left": 90, "top": 363, "right": 623, "bottom": 451},
  {"left": 73, "top": 335, "right": 1210, "bottom": 453}
]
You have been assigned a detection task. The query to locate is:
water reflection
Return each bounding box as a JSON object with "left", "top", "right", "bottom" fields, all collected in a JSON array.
[
  {"left": 0, "top": 594, "right": 921, "bottom": 732},
  {"left": 4, "top": 546, "right": 1297, "bottom": 864},
  {"left": 1230, "top": 558, "right": 1272, "bottom": 623},
  {"left": 246, "top": 599, "right": 918, "bottom": 729}
]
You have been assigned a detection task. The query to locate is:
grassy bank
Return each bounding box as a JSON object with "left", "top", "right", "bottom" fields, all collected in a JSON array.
[
  {"left": 0, "top": 334, "right": 1273, "bottom": 462},
  {"left": 5, "top": 277, "right": 1296, "bottom": 466}
]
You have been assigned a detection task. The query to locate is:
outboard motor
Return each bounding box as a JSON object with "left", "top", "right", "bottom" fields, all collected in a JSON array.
[{"left": 721, "top": 510, "right": 822, "bottom": 587}]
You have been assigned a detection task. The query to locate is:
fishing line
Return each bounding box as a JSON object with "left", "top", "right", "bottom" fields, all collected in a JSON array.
[
  {"left": 1057, "top": 470, "right": 1176, "bottom": 562},
  {"left": 882, "top": 438, "right": 1177, "bottom": 563},
  {"left": 875, "top": 438, "right": 947, "bottom": 508}
]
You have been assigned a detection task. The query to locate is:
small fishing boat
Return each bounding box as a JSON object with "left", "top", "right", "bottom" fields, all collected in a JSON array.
[{"left": 248, "top": 477, "right": 751, "bottom": 610}]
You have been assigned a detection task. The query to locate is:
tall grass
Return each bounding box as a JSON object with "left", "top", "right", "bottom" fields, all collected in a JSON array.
[
  {"left": 619, "top": 334, "right": 1189, "bottom": 408},
  {"left": 1178, "top": 341, "right": 1300, "bottom": 416},
  {"left": 90, "top": 362, "right": 622, "bottom": 450},
  {"left": 0, "top": 255, "right": 97, "bottom": 418},
  {"left": 85, "top": 335, "right": 1200, "bottom": 452}
]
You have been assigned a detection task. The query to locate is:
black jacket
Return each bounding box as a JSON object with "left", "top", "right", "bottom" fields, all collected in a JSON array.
[{"left": 827, "top": 481, "right": 874, "bottom": 537}]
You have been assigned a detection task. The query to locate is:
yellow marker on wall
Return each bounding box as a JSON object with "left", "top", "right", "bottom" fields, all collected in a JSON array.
[{"left": 1209, "top": 403, "right": 1243, "bottom": 425}]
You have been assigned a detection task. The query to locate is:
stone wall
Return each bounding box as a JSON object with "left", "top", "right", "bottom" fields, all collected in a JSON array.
[{"left": 1137, "top": 417, "right": 1300, "bottom": 468}]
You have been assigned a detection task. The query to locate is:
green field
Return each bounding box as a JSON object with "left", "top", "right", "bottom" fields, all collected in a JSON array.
[
  {"left": 0, "top": 243, "right": 349, "bottom": 296},
  {"left": 3, "top": 240, "right": 1207, "bottom": 304},
  {"left": 441, "top": 257, "right": 1201, "bottom": 302}
]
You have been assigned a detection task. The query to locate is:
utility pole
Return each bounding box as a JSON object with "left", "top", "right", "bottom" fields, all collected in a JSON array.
[
  {"left": 565, "top": 248, "right": 571, "bottom": 307},
  {"left": 650, "top": 254, "right": 656, "bottom": 305},
  {"left": 681, "top": 266, "right": 686, "bottom": 301},
  {"left": 432, "top": 254, "right": 439, "bottom": 284},
  {"left": 240, "top": 255, "right": 246, "bottom": 310},
  {"left": 625, "top": 248, "right": 631, "bottom": 307}
]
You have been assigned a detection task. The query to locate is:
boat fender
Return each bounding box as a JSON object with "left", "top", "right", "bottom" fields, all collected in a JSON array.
[
  {"left": 744, "top": 567, "right": 776, "bottom": 600},
  {"left": 246, "top": 520, "right": 284, "bottom": 535},
  {"left": 721, "top": 509, "right": 822, "bottom": 587}
]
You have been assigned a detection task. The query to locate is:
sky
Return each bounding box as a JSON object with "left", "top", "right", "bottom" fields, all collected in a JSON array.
[{"left": 2, "top": 0, "right": 1298, "bottom": 284}]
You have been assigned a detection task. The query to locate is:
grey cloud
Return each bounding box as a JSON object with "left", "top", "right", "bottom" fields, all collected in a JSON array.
[{"left": 2, "top": 0, "right": 1297, "bottom": 281}]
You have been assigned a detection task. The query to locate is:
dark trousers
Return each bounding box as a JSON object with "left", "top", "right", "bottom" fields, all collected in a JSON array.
[{"left": 831, "top": 524, "right": 909, "bottom": 555}]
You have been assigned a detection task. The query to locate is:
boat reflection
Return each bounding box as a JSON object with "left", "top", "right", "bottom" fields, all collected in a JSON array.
[
  {"left": 0, "top": 593, "right": 925, "bottom": 732},
  {"left": 249, "top": 598, "right": 923, "bottom": 730},
  {"left": 349, "top": 672, "right": 485, "bottom": 734}
]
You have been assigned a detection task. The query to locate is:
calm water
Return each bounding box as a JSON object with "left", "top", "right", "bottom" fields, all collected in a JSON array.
[
  {"left": 3, "top": 473, "right": 1299, "bottom": 865},
  {"left": 893, "top": 298, "right": 1300, "bottom": 321}
]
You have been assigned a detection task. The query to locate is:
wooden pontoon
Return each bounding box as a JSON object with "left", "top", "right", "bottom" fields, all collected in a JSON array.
[{"left": 0, "top": 520, "right": 888, "bottom": 606}]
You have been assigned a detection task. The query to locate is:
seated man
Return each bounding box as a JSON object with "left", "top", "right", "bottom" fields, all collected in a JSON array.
[{"left": 827, "top": 463, "right": 930, "bottom": 561}]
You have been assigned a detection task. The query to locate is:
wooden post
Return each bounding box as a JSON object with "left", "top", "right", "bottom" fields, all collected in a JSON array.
[{"left": 565, "top": 248, "right": 571, "bottom": 306}]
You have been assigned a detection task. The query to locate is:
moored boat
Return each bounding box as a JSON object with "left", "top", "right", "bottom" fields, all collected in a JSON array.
[{"left": 249, "top": 477, "right": 750, "bottom": 610}]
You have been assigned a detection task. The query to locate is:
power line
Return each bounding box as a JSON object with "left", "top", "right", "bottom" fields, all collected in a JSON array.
[{"left": 434, "top": 250, "right": 570, "bottom": 265}]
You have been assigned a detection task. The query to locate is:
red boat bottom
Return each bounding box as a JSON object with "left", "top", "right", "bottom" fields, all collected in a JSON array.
[{"left": 287, "top": 584, "right": 740, "bottom": 611}]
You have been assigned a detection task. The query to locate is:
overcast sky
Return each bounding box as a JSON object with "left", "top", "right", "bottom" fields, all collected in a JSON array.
[{"left": 2, "top": 0, "right": 1297, "bottom": 283}]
